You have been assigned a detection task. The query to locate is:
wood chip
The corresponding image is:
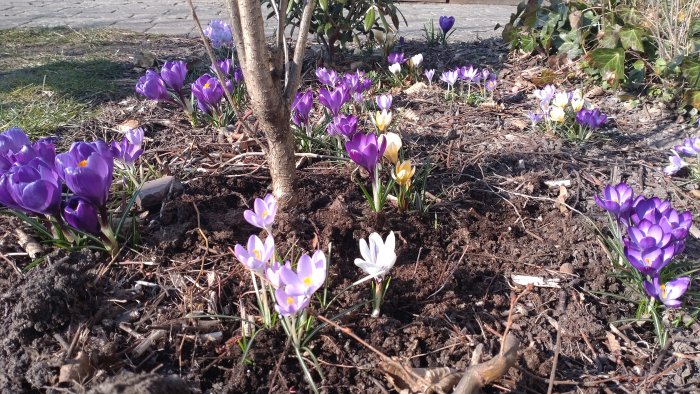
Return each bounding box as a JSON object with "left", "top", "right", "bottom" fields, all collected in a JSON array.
[
  {"left": 511, "top": 274, "right": 561, "bottom": 288},
  {"left": 404, "top": 82, "right": 428, "bottom": 96},
  {"left": 58, "top": 351, "right": 93, "bottom": 383}
]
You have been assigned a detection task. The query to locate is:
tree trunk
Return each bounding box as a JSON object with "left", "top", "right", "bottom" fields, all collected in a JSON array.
[{"left": 257, "top": 104, "right": 297, "bottom": 205}]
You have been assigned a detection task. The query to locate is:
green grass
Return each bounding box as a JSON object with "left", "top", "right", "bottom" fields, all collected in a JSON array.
[{"left": 0, "top": 27, "right": 141, "bottom": 137}]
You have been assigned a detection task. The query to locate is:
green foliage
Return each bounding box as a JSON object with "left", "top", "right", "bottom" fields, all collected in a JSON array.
[
  {"left": 503, "top": 0, "right": 699, "bottom": 106},
  {"left": 268, "top": 0, "right": 406, "bottom": 57}
]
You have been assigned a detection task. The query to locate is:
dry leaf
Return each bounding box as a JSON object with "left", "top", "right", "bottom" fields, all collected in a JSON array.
[
  {"left": 606, "top": 331, "right": 622, "bottom": 362},
  {"left": 401, "top": 108, "right": 420, "bottom": 122},
  {"left": 118, "top": 119, "right": 140, "bottom": 132},
  {"left": 510, "top": 119, "right": 529, "bottom": 130},
  {"left": 404, "top": 82, "right": 428, "bottom": 96},
  {"left": 555, "top": 185, "right": 570, "bottom": 215}
]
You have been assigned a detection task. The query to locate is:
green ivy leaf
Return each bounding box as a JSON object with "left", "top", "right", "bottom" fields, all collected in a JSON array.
[
  {"left": 681, "top": 57, "right": 700, "bottom": 89},
  {"left": 363, "top": 8, "right": 375, "bottom": 32},
  {"left": 520, "top": 34, "right": 535, "bottom": 54},
  {"left": 319, "top": 0, "right": 328, "bottom": 12},
  {"left": 619, "top": 27, "right": 646, "bottom": 52},
  {"left": 589, "top": 47, "right": 625, "bottom": 82}
]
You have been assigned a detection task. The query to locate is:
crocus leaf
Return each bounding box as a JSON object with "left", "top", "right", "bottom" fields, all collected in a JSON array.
[
  {"left": 589, "top": 47, "right": 625, "bottom": 82},
  {"left": 619, "top": 27, "right": 646, "bottom": 52},
  {"left": 363, "top": 7, "right": 375, "bottom": 32},
  {"left": 681, "top": 57, "right": 700, "bottom": 89}
]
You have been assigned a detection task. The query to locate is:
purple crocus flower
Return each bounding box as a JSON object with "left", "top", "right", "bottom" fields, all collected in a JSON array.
[
  {"left": 594, "top": 183, "right": 634, "bottom": 218},
  {"left": 527, "top": 112, "right": 543, "bottom": 125},
  {"left": 111, "top": 128, "right": 144, "bottom": 165},
  {"left": 630, "top": 197, "right": 672, "bottom": 226},
  {"left": 274, "top": 288, "right": 310, "bottom": 316},
  {"left": 628, "top": 219, "right": 672, "bottom": 250},
  {"left": 376, "top": 94, "right": 392, "bottom": 111},
  {"left": 160, "top": 60, "right": 187, "bottom": 93},
  {"left": 0, "top": 128, "right": 31, "bottom": 171},
  {"left": 345, "top": 132, "right": 386, "bottom": 176},
  {"left": 643, "top": 276, "right": 690, "bottom": 308},
  {"left": 664, "top": 151, "right": 688, "bottom": 176},
  {"left": 327, "top": 114, "right": 358, "bottom": 139},
  {"left": 624, "top": 242, "right": 675, "bottom": 277},
  {"left": 673, "top": 137, "right": 700, "bottom": 156},
  {"left": 191, "top": 74, "right": 225, "bottom": 113},
  {"left": 211, "top": 58, "right": 232, "bottom": 76},
  {"left": 243, "top": 194, "right": 277, "bottom": 232},
  {"left": 2, "top": 158, "right": 62, "bottom": 215},
  {"left": 233, "top": 234, "right": 275, "bottom": 272},
  {"left": 291, "top": 90, "right": 314, "bottom": 127},
  {"left": 55, "top": 141, "right": 114, "bottom": 208},
  {"left": 318, "top": 86, "right": 349, "bottom": 116},
  {"left": 533, "top": 85, "right": 556, "bottom": 109},
  {"left": 342, "top": 71, "right": 372, "bottom": 103},
  {"left": 387, "top": 52, "right": 407, "bottom": 65},
  {"left": 203, "top": 19, "right": 233, "bottom": 49},
  {"left": 315, "top": 67, "right": 339, "bottom": 87},
  {"left": 232, "top": 66, "right": 244, "bottom": 83},
  {"left": 424, "top": 69, "right": 435, "bottom": 85},
  {"left": 575, "top": 108, "right": 607, "bottom": 129},
  {"left": 482, "top": 69, "right": 490, "bottom": 81},
  {"left": 485, "top": 77, "right": 497, "bottom": 92},
  {"left": 440, "top": 70, "right": 459, "bottom": 88},
  {"left": 658, "top": 209, "right": 693, "bottom": 241},
  {"left": 135, "top": 70, "right": 170, "bottom": 101},
  {"left": 63, "top": 196, "right": 101, "bottom": 235},
  {"left": 279, "top": 250, "right": 327, "bottom": 296},
  {"left": 439, "top": 16, "right": 455, "bottom": 33},
  {"left": 459, "top": 65, "right": 480, "bottom": 82}
]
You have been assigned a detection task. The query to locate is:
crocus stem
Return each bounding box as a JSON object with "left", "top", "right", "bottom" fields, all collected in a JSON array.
[
  {"left": 98, "top": 207, "right": 119, "bottom": 255},
  {"left": 251, "top": 271, "right": 272, "bottom": 328},
  {"left": 372, "top": 167, "right": 380, "bottom": 212},
  {"left": 371, "top": 279, "right": 383, "bottom": 317}
]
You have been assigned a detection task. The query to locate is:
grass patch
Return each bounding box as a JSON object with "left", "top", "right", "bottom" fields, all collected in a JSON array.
[{"left": 0, "top": 27, "right": 142, "bottom": 136}]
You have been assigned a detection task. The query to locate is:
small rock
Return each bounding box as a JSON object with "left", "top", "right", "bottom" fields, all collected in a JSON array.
[
  {"left": 136, "top": 176, "right": 183, "bottom": 210},
  {"left": 132, "top": 50, "right": 156, "bottom": 68},
  {"left": 559, "top": 263, "right": 574, "bottom": 275},
  {"left": 59, "top": 351, "right": 92, "bottom": 383}
]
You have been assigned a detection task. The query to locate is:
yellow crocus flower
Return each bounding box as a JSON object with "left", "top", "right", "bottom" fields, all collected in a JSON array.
[
  {"left": 374, "top": 110, "right": 392, "bottom": 132},
  {"left": 549, "top": 106, "right": 566, "bottom": 123},
  {"left": 381, "top": 132, "right": 402, "bottom": 164},
  {"left": 393, "top": 160, "right": 415, "bottom": 187}
]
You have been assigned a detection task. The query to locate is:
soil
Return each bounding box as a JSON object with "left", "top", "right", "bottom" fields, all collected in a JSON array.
[{"left": 1, "top": 30, "right": 700, "bottom": 394}]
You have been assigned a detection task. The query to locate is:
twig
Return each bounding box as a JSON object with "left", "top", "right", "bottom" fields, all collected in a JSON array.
[
  {"left": 268, "top": 336, "right": 292, "bottom": 394},
  {"left": 0, "top": 251, "right": 23, "bottom": 276},
  {"left": 546, "top": 316, "right": 562, "bottom": 394}
]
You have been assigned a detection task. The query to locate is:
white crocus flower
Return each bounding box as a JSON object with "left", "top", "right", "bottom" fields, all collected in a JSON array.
[
  {"left": 354, "top": 231, "right": 396, "bottom": 285},
  {"left": 409, "top": 54, "right": 423, "bottom": 68},
  {"left": 388, "top": 63, "right": 401, "bottom": 74},
  {"left": 552, "top": 91, "right": 569, "bottom": 108}
]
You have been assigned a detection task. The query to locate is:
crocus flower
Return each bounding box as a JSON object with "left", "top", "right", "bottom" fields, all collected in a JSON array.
[
  {"left": 211, "top": 58, "right": 232, "bottom": 77},
  {"left": 318, "top": 86, "right": 349, "bottom": 116},
  {"left": 345, "top": 132, "right": 386, "bottom": 176},
  {"left": 111, "top": 128, "right": 144, "bottom": 165},
  {"left": 664, "top": 151, "right": 688, "bottom": 176},
  {"left": 440, "top": 70, "right": 459, "bottom": 89},
  {"left": 266, "top": 260, "right": 285, "bottom": 289},
  {"left": 315, "top": 67, "right": 338, "bottom": 87},
  {"left": 393, "top": 160, "right": 415, "bottom": 186},
  {"left": 379, "top": 132, "right": 401, "bottom": 164},
  {"left": 624, "top": 242, "right": 675, "bottom": 276},
  {"left": 628, "top": 219, "right": 672, "bottom": 250},
  {"left": 204, "top": 19, "right": 233, "bottom": 49},
  {"left": 55, "top": 141, "right": 114, "bottom": 207},
  {"left": 594, "top": 183, "right": 634, "bottom": 218},
  {"left": 342, "top": 70, "right": 371, "bottom": 101},
  {"left": 459, "top": 65, "right": 479, "bottom": 82},
  {"left": 658, "top": 209, "right": 693, "bottom": 241},
  {"left": 424, "top": 69, "right": 435, "bottom": 85},
  {"left": 191, "top": 74, "right": 225, "bottom": 113},
  {"left": 388, "top": 63, "right": 402, "bottom": 75},
  {"left": 575, "top": 108, "right": 607, "bottom": 129},
  {"left": 533, "top": 85, "right": 556, "bottom": 109},
  {"left": 354, "top": 231, "right": 396, "bottom": 283},
  {"left": 327, "top": 114, "right": 358, "bottom": 139},
  {"left": 135, "top": 70, "right": 170, "bottom": 101},
  {"left": 439, "top": 16, "right": 455, "bottom": 33},
  {"left": 376, "top": 94, "right": 392, "bottom": 111},
  {"left": 485, "top": 77, "right": 497, "bottom": 92},
  {"left": 232, "top": 66, "right": 244, "bottom": 83},
  {"left": 387, "top": 52, "right": 406, "bottom": 65},
  {"left": 291, "top": 90, "right": 314, "bottom": 127},
  {"left": 481, "top": 69, "right": 490, "bottom": 81},
  {"left": 279, "top": 250, "right": 327, "bottom": 296},
  {"left": 373, "top": 110, "right": 392, "bottom": 133},
  {"left": 274, "top": 288, "right": 310, "bottom": 316},
  {"left": 643, "top": 276, "right": 690, "bottom": 308},
  {"left": 2, "top": 159, "right": 62, "bottom": 215},
  {"left": 552, "top": 92, "right": 569, "bottom": 108},
  {"left": 409, "top": 54, "right": 423, "bottom": 68},
  {"left": 243, "top": 194, "right": 277, "bottom": 232},
  {"left": 161, "top": 60, "right": 187, "bottom": 93},
  {"left": 630, "top": 196, "right": 671, "bottom": 226},
  {"left": 549, "top": 106, "right": 565, "bottom": 123},
  {"left": 63, "top": 196, "right": 101, "bottom": 235},
  {"left": 0, "top": 128, "right": 31, "bottom": 171},
  {"left": 527, "top": 112, "right": 543, "bottom": 126},
  {"left": 673, "top": 137, "right": 700, "bottom": 156},
  {"left": 233, "top": 234, "right": 275, "bottom": 272}
]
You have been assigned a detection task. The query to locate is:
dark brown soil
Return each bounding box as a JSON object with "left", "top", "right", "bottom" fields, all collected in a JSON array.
[{"left": 1, "top": 31, "right": 700, "bottom": 394}]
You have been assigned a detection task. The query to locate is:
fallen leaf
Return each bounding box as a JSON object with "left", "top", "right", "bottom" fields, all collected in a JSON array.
[
  {"left": 404, "top": 82, "right": 428, "bottom": 96},
  {"left": 59, "top": 351, "right": 93, "bottom": 383},
  {"left": 555, "top": 185, "right": 570, "bottom": 215},
  {"left": 118, "top": 119, "right": 140, "bottom": 132}
]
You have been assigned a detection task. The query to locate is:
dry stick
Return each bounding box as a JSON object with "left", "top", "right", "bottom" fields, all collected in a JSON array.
[
  {"left": 546, "top": 318, "right": 562, "bottom": 394},
  {"left": 186, "top": 0, "right": 266, "bottom": 154},
  {"left": 267, "top": 336, "right": 292, "bottom": 394},
  {"left": 0, "top": 251, "right": 22, "bottom": 276}
]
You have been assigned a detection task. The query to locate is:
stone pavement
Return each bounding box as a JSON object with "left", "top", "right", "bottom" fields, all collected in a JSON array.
[{"left": 0, "top": 0, "right": 516, "bottom": 42}]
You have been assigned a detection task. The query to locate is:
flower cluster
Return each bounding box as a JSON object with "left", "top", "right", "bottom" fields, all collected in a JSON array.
[
  {"left": 203, "top": 19, "right": 233, "bottom": 49},
  {"left": 529, "top": 85, "right": 607, "bottom": 140},
  {"left": 439, "top": 65, "right": 497, "bottom": 102},
  {"left": 0, "top": 128, "right": 141, "bottom": 253},
  {"left": 595, "top": 183, "right": 693, "bottom": 308},
  {"left": 136, "top": 56, "right": 245, "bottom": 127},
  {"left": 386, "top": 52, "right": 424, "bottom": 85},
  {"left": 664, "top": 136, "right": 700, "bottom": 176}
]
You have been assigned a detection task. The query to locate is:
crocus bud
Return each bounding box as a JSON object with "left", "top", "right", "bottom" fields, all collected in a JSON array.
[{"left": 63, "top": 196, "right": 101, "bottom": 235}]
